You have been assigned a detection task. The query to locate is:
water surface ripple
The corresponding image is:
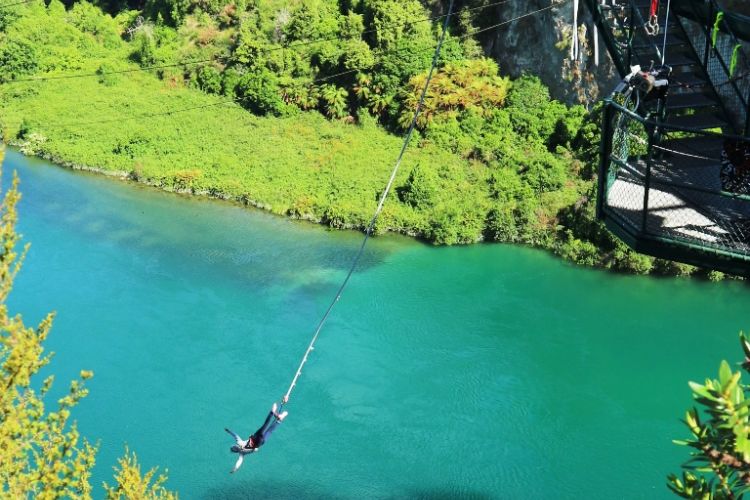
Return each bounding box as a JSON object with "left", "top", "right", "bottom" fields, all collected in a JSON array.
[{"left": 4, "top": 149, "right": 750, "bottom": 499}]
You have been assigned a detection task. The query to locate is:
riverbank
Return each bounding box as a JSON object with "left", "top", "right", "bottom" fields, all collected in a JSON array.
[
  {"left": 0, "top": 86, "right": 726, "bottom": 279},
  {"left": 0, "top": 68, "right": 581, "bottom": 244},
  {"left": 0, "top": 0, "right": 727, "bottom": 278},
  {"left": 6, "top": 136, "right": 736, "bottom": 282}
]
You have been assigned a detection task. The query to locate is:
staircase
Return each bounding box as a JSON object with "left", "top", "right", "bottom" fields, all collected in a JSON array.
[{"left": 584, "top": 0, "right": 750, "bottom": 275}]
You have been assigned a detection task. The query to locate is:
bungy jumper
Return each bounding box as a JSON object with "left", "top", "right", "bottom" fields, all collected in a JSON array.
[{"left": 224, "top": 0, "right": 457, "bottom": 473}]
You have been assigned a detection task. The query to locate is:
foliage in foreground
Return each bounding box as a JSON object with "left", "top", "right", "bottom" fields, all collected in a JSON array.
[
  {"left": 105, "top": 448, "right": 177, "bottom": 500},
  {"left": 0, "top": 146, "right": 176, "bottom": 498},
  {"left": 669, "top": 333, "right": 750, "bottom": 498}
]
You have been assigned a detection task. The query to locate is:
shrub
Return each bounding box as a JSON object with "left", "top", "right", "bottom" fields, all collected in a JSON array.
[
  {"left": 319, "top": 84, "right": 349, "bottom": 119},
  {"left": 611, "top": 243, "right": 654, "bottom": 274},
  {"left": 236, "top": 69, "right": 289, "bottom": 116},
  {"left": 517, "top": 148, "right": 568, "bottom": 193},
  {"left": 0, "top": 39, "right": 38, "bottom": 81},
  {"left": 132, "top": 29, "right": 156, "bottom": 66},
  {"left": 68, "top": 1, "right": 122, "bottom": 49},
  {"left": 399, "top": 58, "right": 511, "bottom": 131},
  {"left": 97, "top": 62, "right": 119, "bottom": 86},
  {"left": 434, "top": 209, "right": 485, "bottom": 245},
  {"left": 195, "top": 64, "right": 221, "bottom": 94},
  {"left": 506, "top": 74, "right": 569, "bottom": 143},
  {"left": 652, "top": 259, "right": 696, "bottom": 277},
  {"left": 668, "top": 334, "right": 750, "bottom": 498},
  {"left": 555, "top": 230, "right": 600, "bottom": 266},
  {"left": 398, "top": 164, "right": 438, "bottom": 209}
]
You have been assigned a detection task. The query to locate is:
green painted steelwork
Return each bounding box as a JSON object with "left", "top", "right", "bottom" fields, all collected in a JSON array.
[
  {"left": 585, "top": 0, "right": 750, "bottom": 274},
  {"left": 598, "top": 99, "right": 750, "bottom": 276}
]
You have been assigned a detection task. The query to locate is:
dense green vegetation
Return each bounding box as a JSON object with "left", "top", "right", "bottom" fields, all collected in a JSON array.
[
  {"left": 669, "top": 333, "right": 750, "bottom": 498},
  {"left": 0, "top": 147, "right": 176, "bottom": 498},
  {"left": 0, "top": 0, "right": 724, "bottom": 277}
]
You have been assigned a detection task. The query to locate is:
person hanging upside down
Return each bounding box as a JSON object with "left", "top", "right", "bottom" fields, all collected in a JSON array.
[{"left": 225, "top": 403, "right": 289, "bottom": 473}]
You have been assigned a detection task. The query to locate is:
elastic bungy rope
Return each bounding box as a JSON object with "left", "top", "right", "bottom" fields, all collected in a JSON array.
[
  {"left": 279, "top": 0, "right": 456, "bottom": 409},
  {"left": 646, "top": 0, "right": 659, "bottom": 36},
  {"left": 712, "top": 11, "right": 724, "bottom": 48},
  {"left": 650, "top": 0, "right": 659, "bottom": 19},
  {"left": 661, "top": 0, "right": 671, "bottom": 65},
  {"left": 594, "top": 0, "right": 604, "bottom": 66},
  {"left": 570, "top": 0, "right": 579, "bottom": 61}
]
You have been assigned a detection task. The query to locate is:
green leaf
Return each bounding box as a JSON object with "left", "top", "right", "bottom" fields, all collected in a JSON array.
[
  {"left": 740, "top": 332, "right": 750, "bottom": 358},
  {"left": 689, "top": 382, "right": 720, "bottom": 402},
  {"left": 720, "top": 360, "right": 732, "bottom": 388}
]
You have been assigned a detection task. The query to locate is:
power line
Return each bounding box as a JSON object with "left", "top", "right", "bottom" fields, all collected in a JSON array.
[
  {"left": 463, "top": 2, "right": 561, "bottom": 38},
  {"left": 0, "top": 0, "right": 35, "bottom": 10},
  {"left": 3, "top": 0, "right": 514, "bottom": 84}
]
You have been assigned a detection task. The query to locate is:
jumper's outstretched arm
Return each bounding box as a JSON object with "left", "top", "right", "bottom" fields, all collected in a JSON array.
[{"left": 225, "top": 428, "right": 243, "bottom": 446}]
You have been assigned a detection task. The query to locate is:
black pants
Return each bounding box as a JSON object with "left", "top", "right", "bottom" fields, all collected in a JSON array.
[{"left": 251, "top": 411, "right": 280, "bottom": 447}]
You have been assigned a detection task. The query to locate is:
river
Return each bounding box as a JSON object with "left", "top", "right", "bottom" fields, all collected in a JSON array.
[{"left": 4, "top": 148, "right": 750, "bottom": 499}]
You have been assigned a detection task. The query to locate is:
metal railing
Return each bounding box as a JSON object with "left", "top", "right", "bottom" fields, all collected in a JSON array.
[
  {"left": 675, "top": 0, "right": 750, "bottom": 134},
  {"left": 582, "top": 0, "right": 637, "bottom": 76},
  {"left": 585, "top": 1, "right": 750, "bottom": 131},
  {"left": 598, "top": 98, "right": 750, "bottom": 269}
]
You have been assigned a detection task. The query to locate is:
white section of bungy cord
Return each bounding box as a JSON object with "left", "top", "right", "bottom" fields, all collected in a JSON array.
[{"left": 571, "top": 0, "right": 580, "bottom": 61}]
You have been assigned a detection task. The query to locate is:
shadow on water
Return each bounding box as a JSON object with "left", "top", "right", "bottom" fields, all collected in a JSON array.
[
  {"left": 200, "top": 481, "right": 345, "bottom": 500},
  {"left": 390, "top": 489, "right": 496, "bottom": 500},
  {"left": 201, "top": 482, "right": 495, "bottom": 500},
  {"left": 2, "top": 148, "right": 407, "bottom": 293}
]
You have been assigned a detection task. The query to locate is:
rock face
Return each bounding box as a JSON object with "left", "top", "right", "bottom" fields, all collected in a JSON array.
[{"left": 477, "top": 0, "right": 619, "bottom": 106}]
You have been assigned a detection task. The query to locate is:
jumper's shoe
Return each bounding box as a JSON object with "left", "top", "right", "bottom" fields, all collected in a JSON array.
[
  {"left": 272, "top": 403, "right": 278, "bottom": 414},
  {"left": 276, "top": 411, "right": 288, "bottom": 422}
]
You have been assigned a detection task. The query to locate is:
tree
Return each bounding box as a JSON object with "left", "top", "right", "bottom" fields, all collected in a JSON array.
[
  {"left": 320, "top": 84, "right": 349, "bottom": 119},
  {"left": 398, "top": 58, "right": 511, "bottom": 130},
  {"left": 104, "top": 448, "right": 177, "bottom": 500},
  {"left": 361, "top": 0, "right": 433, "bottom": 51},
  {"left": 0, "top": 38, "right": 39, "bottom": 81},
  {"left": 668, "top": 333, "right": 750, "bottom": 498},
  {"left": 398, "top": 164, "right": 438, "bottom": 209},
  {"left": 236, "top": 69, "right": 290, "bottom": 116},
  {"left": 0, "top": 147, "right": 176, "bottom": 498}
]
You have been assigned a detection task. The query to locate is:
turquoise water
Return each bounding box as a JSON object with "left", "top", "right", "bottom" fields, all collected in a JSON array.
[{"left": 4, "top": 148, "right": 750, "bottom": 499}]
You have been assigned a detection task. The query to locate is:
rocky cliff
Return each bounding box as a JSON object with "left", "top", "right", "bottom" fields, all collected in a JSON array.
[{"left": 476, "top": 0, "right": 619, "bottom": 106}]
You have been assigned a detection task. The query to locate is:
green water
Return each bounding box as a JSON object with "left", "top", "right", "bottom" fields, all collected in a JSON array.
[{"left": 4, "top": 148, "right": 750, "bottom": 499}]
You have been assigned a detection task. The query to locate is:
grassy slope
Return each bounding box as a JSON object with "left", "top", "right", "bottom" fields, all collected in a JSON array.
[
  {"left": 0, "top": 1, "right": 583, "bottom": 246},
  {"left": 0, "top": 70, "right": 504, "bottom": 235}
]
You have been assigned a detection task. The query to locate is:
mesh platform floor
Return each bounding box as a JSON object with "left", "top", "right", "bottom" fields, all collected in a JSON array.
[{"left": 606, "top": 150, "right": 750, "bottom": 255}]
